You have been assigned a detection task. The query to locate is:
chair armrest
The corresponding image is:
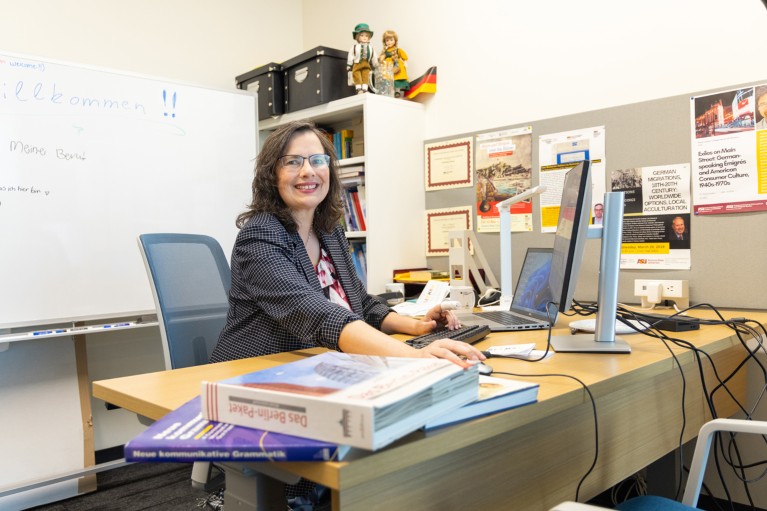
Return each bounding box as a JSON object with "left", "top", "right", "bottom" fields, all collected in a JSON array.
[{"left": 683, "top": 418, "right": 767, "bottom": 507}]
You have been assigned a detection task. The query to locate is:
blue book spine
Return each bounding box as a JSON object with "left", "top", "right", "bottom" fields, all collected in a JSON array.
[{"left": 125, "top": 398, "right": 350, "bottom": 462}]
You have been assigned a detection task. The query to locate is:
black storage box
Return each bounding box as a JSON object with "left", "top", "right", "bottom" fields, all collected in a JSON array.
[
  {"left": 235, "top": 63, "right": 284, "bottom": 120},
  {"left": 282, "top": 47, "right": 355, "bottom": 113}
]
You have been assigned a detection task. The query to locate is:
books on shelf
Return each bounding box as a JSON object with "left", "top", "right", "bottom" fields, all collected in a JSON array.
[
  {"left": 340, "top": 185, "right": 367, "bottom": 232},
  {"left": 349, "top": 187, "right": 366, "bottom": 231},
  {"left": 333, "top": 129, "right": 354, "bottom": 159},
  {"left": 349, "top": 240, "right": 367, "bottom": 286},
  {"left": 200, "top": 351, "right": 480, "bottom": 450},
  {"left": 339, "top": 164, "right": 365, "bottom": 180},
  {"left": 125, "top": 397, "right": 354, "bottom": 462},
  {"left": 423, "top": 375, "right": 539, "bottom": 430}
]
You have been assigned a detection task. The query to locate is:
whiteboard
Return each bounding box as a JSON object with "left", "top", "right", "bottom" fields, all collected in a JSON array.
[{"left": 0, "top": 52, "right": 257, "bottom": 328}]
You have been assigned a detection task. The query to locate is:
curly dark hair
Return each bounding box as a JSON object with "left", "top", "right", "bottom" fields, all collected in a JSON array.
[{"left": 236, "top": 120, "right": 344, "bottom": 233}]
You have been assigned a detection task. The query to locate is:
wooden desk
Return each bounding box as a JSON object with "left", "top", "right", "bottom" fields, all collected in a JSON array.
[{"left": 92, "top": 309, "right": 766, "bottom": 511}]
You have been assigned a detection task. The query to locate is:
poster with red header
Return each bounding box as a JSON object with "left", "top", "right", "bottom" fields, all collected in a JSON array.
[{"left": 691, "top": 84, "right": 767, "bottom": 214}]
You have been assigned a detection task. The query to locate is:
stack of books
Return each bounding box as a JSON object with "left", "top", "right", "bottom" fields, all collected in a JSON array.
[
  {"left": 200, "top": 351, "right": 479, "bottom": 450},
  {"left": 126, "top": 351, "right": 539, "bottom": 461}
]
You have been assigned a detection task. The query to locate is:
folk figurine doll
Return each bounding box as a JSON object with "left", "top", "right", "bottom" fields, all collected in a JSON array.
[
  {"left": 379, "top": 30, "right": 409, "bottom": 98},
  {"left": 347, "top": 23, "right": 376, "bottom": 94}
]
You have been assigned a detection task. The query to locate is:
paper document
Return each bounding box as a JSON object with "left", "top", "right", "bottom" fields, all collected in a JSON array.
[
  {"left": 486, "top": 344, "right": 554, "bottom": 360},
  {"left": 392, "top": 280, "right": 450, "bottom": 316}
]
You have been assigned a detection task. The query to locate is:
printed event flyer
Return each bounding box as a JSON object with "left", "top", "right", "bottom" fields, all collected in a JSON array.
[
  {"left": 538, "top": 126, "right": 606, "bottom": 233},
  {"left": 613, "top": 164, "right": 691, "bottom": 270},
  {"left": 691, "top": 84, "right": 767, "bottom": 214}
]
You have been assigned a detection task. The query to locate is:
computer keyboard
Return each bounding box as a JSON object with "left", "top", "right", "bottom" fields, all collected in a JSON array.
[{"left": 405, "top": 325, "right": 491, "bottom": 349}]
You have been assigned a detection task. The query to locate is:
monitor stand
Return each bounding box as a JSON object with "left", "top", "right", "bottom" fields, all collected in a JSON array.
[{"left": 550, "top": 191, "right": 631, "bottom": 354}]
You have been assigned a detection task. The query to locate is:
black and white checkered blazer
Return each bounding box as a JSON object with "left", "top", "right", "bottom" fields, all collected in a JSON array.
[{"left": 209, "top": 212, "right": 391, "bottom": 362}]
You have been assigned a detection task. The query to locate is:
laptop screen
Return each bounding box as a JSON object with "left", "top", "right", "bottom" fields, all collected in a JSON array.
[{"left": 511, "top": 248, "right": 554, "bottom": 316}]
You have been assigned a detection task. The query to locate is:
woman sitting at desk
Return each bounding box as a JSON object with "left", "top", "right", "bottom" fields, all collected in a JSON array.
[{"left": 209, "top": 120, "right": 484, "bottom": 366}]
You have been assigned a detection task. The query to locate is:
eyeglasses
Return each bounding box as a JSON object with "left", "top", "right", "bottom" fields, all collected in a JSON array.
[{"left": 278, "top": 154, "right": 330, "bottom": 170}]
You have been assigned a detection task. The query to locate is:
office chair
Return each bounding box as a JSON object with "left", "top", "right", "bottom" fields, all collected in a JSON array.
[
  {"left": 137, "top": 233, "right": 232, "bottom": 491},
  {"left": 550, "top": 418, "right": 767, "bottom": 511}
]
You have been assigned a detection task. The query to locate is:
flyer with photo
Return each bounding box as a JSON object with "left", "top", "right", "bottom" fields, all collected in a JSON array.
[
  {"left": 613, "top": 164, "right": 691, "bottom": 270},
  {"left": 691, "top": 84, "right": 767, "bottom": 214},
  {"left": 539, "top": 126, "right": 606, "bottom": 233}
]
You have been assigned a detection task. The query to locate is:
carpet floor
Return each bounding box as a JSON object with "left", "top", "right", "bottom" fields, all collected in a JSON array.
[{"left": 26, "top": 463, "right": 220, "bottom": 511}]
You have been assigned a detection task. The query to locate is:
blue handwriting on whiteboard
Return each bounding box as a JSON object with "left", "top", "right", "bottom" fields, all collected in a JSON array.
[
  {"left": 162, "top": 89, "right": 177, "bottom": 118},
  {"left": 2, "top": 80, "right": 146, "bottom": 114}
]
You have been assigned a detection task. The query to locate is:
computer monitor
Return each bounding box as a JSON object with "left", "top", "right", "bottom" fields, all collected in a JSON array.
[
  {"left": 547, "top": 161, "right": 631, "bottom": 353},
  {"left": 548, "top": 160, "right": 592, "bottom": 314}
]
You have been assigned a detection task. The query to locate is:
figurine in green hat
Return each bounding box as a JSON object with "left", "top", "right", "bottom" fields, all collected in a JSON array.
[{"left": 347, "top": 23, "right": 376, "bottom": 94}]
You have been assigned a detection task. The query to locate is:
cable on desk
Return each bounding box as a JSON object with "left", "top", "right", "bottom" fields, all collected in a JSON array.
[
  {"left": 492, "top": 368, "right": 598, "bottom": 503},
  {"left": 482, "top": 301, "right": 558, "bottom": 362},
  {"left": 571, "top": 300, "right": 767, "bottom": 508}
]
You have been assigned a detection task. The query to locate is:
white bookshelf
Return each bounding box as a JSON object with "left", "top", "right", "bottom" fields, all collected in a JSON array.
[{"left": 259, "top": 94, "right": 426, "bottom": 293}]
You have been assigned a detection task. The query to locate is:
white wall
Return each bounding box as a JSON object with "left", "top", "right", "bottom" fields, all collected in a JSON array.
[
  {"left": 302, "top": 0, "right": 767, "bottom": 139},
  {"left": 0, "top": 0, "right": 304, "bottom": 89}
]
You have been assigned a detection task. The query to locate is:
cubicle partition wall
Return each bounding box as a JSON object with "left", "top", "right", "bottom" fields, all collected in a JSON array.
[{"left": 424, "top": 79, "right": 767, "bottom": 310}]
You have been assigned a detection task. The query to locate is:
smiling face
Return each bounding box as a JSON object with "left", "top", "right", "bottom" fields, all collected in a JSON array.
[
  {"left": 277, "top": 131, "right": 330, "bottom": 222},
  {"left": 672, "top": 217, "right": 685, "bottom": 235}
]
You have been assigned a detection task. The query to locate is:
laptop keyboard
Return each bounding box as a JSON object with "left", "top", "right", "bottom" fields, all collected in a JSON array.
[{"left": 473, "top": 311, "right": 537, "bottom": 326}]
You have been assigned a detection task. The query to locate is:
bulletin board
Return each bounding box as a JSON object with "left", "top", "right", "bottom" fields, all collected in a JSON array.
[{"left": 424, "top": 79, "right": 767, "bottom": 310}]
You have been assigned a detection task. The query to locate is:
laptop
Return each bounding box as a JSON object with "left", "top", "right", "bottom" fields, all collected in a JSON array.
[{"left": 456, "top": 248, "right": 555, "bottom": 332}]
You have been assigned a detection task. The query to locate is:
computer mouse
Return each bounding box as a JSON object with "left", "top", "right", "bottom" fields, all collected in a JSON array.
[{"left": 471, "top": 361, "right": 493, "bottom": 375}]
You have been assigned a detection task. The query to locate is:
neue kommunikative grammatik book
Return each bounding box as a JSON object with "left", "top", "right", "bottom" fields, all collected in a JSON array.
[
  {"left": 125, "top": 397, "right": 352, "bottom": 463},
  {"left": 423, "top": 375, "right": 539, "bottom": 430},
  {"left": 200, "top": 351, "right": 479, "bottom": 450}
]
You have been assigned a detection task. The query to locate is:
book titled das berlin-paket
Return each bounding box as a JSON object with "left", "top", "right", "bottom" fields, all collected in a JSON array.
[
  {"left": 200, "top": 351, "right": 479, "bottom": 450},
  {"left": 125, "top": 397, "right": 352, "bottom": 463}
]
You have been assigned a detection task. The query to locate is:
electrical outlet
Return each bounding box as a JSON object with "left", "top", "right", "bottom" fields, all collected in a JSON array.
[
  {"left": 661, "top": 280, "right": 688, "bottom": 299},
  {"left": 634, "top": 279, "right": 689, "bottom": 309}
]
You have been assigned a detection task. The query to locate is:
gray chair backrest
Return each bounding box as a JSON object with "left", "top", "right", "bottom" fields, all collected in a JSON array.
[{"left": 138, "top": 233, "right": 231, "bottom": 370}]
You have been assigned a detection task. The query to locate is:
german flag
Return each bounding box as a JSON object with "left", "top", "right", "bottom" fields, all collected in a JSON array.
[{"left": 405, "top": 66, "right": 436, "bottom": 101}]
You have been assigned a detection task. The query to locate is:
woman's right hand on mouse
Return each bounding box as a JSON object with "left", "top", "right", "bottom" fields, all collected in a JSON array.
[{"left": 417, "top": 338, "right": 486, "bottom": 368}]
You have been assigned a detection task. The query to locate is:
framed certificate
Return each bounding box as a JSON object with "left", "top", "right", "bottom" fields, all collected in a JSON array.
[
  {"left": 424, "top": 137, "right": 473, "bottom": 190},
  {"left": 425, "top": 206, "right": 472, "bottom": 256}
]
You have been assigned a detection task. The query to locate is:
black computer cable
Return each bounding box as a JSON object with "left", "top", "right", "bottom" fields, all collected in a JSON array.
[
  {"left": 493, "top": 299, "right": 767, "bottom": 507},
  {"left": 571, "top": 300, "right": 767, "bottom": 505},
  {"left": 611, "top": 303, "right": 692, "bottom": 499},
  {"left": 491, "top": 367, "right": 598, "bottom": 503},
  {"left": 621, "top": 302, "right": 767, "bottom": 508},
  {"left": 479, "top": 302, "right": 597, "bottom": 502}
]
